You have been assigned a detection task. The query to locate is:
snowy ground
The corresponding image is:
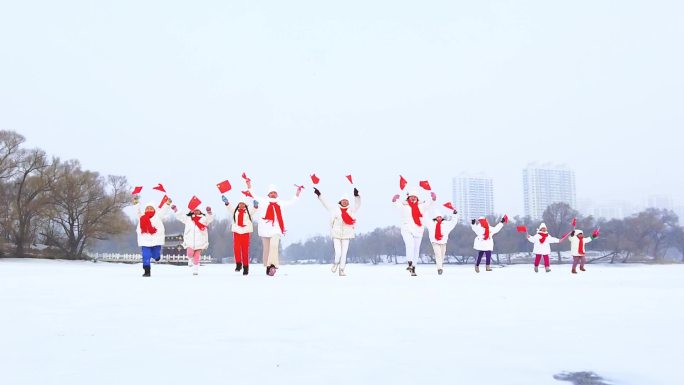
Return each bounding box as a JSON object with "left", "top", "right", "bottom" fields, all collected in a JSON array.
[{"left": 1, "top": 259, "right": 682, "bottom": 385}]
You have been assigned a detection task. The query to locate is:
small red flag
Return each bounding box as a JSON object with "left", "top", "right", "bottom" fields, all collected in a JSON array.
[
  {"left": 188, "top": 196, "right": 202, "bottom": 211},
  {"left": 346, "top": 175, "right": 353, "bottom": 184},
  {"left": 571, "top": 217, "right": 577, "bottom": 228},
  {"left": 310, "top": 174, "right": 320, "bottom": 185},
  {"left": 592, "top": 228, "right": 600, "bottom": 238},
  {"left": 294, "top": 184, "right": 305, "bottom": 191},
  {"left": 132, "top": 186, "right": 143, "bottom": 195},
  {"left": 517, "top": 226, "right": 528, "bottom": 233},
  {"left": 443, "top": 202, "right": 455, "bottom": 210},
  {"left": 241, "top": 172, "right": 250, "bottom": 182},
  {"left": 216, "top": 180, "right": 232, "bottom": 194},
  {"left": 419, "top": 180, "right": 432, "bottom": 191},
  {"left": 158, "top": 195, "right": 169, "bottom": 209},
  {"left": 502, "top": 214, "right": 509, "bottom": 223},
  {"left": 399, "top": 175, "right": 407, "bottom": 190},
  {"left": 241, "top": 190, "right": 253, "bottom": 198},
  {"left": 153, "top": 183, "right": 166, "bottom": 193}
]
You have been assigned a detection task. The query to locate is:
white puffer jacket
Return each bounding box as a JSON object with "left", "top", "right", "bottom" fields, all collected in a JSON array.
[
  {"left": 569, "top": 230, "right": 593, "bottom": 256},
  {"left": 135, "top": 203, "right": 170, "bottom": 247},
  {"left": 317, "top": 194, "right": 361, "bottom": 240},
  {"left": 395, "top": 198, "right": 434, "bottom": 237},
  {"left": 471, "top": 221, "right": 504, "bottom": 251},
  {"left": 175, "top": 211, "right": 214, "bottom": 250},
  {"left": 250, "top": 189, "right": 299, "bottom": 238},
  {"left": 527, "top": 233, "right": 560, "bottom": 255},
  {"left": 226, "top": 202, "right": 259, "bottom": 234},
  {"left": 427, "top": 214, "right": 459, "bottom": 244}
]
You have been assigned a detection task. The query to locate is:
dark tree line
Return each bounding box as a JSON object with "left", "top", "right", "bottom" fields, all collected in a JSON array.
[{"left": 0, "top": 130, "right": 131, "bottom": 259}]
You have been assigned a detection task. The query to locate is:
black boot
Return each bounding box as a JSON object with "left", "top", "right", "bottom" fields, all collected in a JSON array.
[
  {"left": 243, "top": 265, "right": 249, "bottom": 275},
  {"left": 142, "top": 266, "right": 151, "bottom": 277},
  {"left": 406, "top": 261, "right": 413, "bottom": 271},
  {"left": 235, "top": 263, "right": 242, "bottom": 272},
  {"left": 266, "top": 266, "right": 270, "bottom": 275}
]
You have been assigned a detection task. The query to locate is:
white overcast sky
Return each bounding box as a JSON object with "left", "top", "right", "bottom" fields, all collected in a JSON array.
[{"left": 1, "top": 1, "right": 682, "bottom": 243}]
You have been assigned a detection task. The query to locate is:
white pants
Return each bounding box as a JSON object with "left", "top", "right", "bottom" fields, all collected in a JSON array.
[
  {"left": 401, "top": 229, "right": 422, "bottom": 264},
  {"left": 261, "top": 235, "right": 281, "bottom": 267},
  {"left": 432, "top": 243, "right": 446, "bottom": 270},
  {"left": 333, "top": 238, "right": 350, "bottom": 270}
]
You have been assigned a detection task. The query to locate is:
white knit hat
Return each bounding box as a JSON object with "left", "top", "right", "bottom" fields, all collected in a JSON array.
[
  {"left": 407, "top": 190, "right": 419, "bottom": 198},
  {"left": 537, "top": 223, "right": 548, "bottom": 232},
  {"left": 267, "top": 184, "right": 278, "bottom": 194}
]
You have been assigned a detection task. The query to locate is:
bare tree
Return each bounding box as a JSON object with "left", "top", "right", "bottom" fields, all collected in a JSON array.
[
  {"left": 7, "top": 149, "right": 57, "bottom": 256},
  {"left": 42, "top": 160, "right": 131, "bottom": 259},
  {"left": 0, "top": 130, "right": 25, "bottom": 181}
]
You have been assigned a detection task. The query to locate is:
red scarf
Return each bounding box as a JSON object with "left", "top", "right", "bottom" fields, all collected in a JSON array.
[
  {"left": 479, "top": 219, "right": 490, "bottom": 240},
  {"left": 435, "top": 219, "right": 443, "bottom": 241},
  {"left": 237, "top": 208, "right": 247, "bottom": 227},
  {"left": 263, "top": 202, "right": 285, "bottom": 233},
  {"left": 408, "top": 200, "right": 422, "bottom": 226},
  {"left": 191, "top": 215, "right": 207, "bottom": 231},
  {"left": 578, "top": 236, "right": 585, "bottom": 255},
  {"left": 140, "top": 211, "right": 157, "bottom": 235},
  {"left": 340, "top": 208, "right": 355, "bottom": 225},
  {"left": 539, "top": 232, "right": 548, "bottom": 244}
]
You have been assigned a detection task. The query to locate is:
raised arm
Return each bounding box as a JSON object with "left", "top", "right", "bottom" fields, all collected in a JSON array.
[{"left": 490, "top": 222, "right": 504, "bottom": 236}]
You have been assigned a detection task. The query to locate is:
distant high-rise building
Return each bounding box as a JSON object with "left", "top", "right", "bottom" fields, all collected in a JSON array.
[
  {"left": 523, "top": 164, "right": 576, "bottom": 219},
  {"left": 452, "top": 174, "right": 495, "bottom": 221},
  {"left": 647, "top": 194, "right": 673, "bottom": 210}
]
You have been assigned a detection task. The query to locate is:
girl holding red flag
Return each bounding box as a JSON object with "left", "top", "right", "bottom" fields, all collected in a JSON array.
[
  {"left": 566, "top": 229, "right": 598, "bottom": 274},
  {"left": 247, "top": 180, "right": 302, "bottom": 276},
  {"left": 471, "top": 216, "right": 506, "bottom": 273},
  {"left": 222, "top": 195, "right": 259, "bottom": 276},
  {"left": 313, "top": 186, "right": 361, "bottom": 276},
  {"left": 133, "top": 194, "right": 172, "bottom": 277},
  {"left": 426, "top": 208, "right": 459, "bottom": 275},
  {"left": 392, "top": 187, "right": 436, "bottom": 276},
  {"left": 526, "top": 223, "right": 561, "bottom": 273},
  {"left": 172, "top": 204, "right": 214, "bottom": 276}
]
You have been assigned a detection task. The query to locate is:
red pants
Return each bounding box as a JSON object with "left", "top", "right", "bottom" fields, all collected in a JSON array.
[
  {"left": 233, "top": 232, "right": 250, "bottom": 266},
  {"left": 534, "top": 254, "right": 550, "bottom": 267}
]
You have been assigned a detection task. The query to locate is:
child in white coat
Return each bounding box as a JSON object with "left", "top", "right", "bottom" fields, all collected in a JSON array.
[
  {"left": 471, "top": 217, "right": 506, "bottom": 273},
  {"left": 172, "top": 205, "right": 214, "bottom": 275},
  {"left": 426, "top": 209, "right": 459, "bottom": 275},
  {"left": 526, "top": 223, "right": 560, "bottom": 273},
  {"left": 133, "top": 195, "right": 172, "bottom": 277},
  {"left": 314, "top": 186, "right": 361, "bottom": 276},
  {"left": 223, "top": 195, "right": 259, "bottom": 276},
  {"left": 247, "top": 180, "right": 301, "bottom": 276},
  {"left": 392, "top": 190, "right": 436, "bottom": 276},
  {"left": 566, "top": 229, "right": 598, "bottom": 274}
]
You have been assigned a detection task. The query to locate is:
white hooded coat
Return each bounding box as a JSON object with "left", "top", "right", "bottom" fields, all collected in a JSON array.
[
  {"left": 569, "top": 230, "right": 593, "bottom": 256},
  {"left": 471, "top": 220, "right": 504, "bottom": 251},
  {"left": 175, "top": 211, "right": 214, "bottom": 250},
  {"left": 395, "top": 194, "right": 434, "bottom": 237},
  {"left": 226, "top": 202, "right": 259, "bottom": 234},
  {"left": 528, "top": 233, "right": 561, "bottom": 255},
  {"left": 250, "top": 186, "right": 299, "bottom": 238},
  {"left": 317, "top": 194, "right": 361, "bottom": 240},
  {"left": 135, "top": 202, "right": 170, "bottom": 247},
  {"left": 426, "top": 214, "right": 459, "bottom": 244}
]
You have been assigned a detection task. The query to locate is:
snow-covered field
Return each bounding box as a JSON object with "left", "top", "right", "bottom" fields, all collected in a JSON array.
[{"left": 1, "top": 259, "right": 682, "bottom": 385}]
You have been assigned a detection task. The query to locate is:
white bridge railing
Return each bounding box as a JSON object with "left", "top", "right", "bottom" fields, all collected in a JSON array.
[{"left": 90, "top": 253, "right": 213, "bottom": 264}]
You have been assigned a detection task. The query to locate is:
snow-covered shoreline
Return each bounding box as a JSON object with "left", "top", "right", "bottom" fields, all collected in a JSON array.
[{"left": 1, "top": 260, "right": 682, "bottom": 385}]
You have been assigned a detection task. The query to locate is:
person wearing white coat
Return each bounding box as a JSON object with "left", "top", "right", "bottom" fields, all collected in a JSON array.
[
  {"left": 392, "top": 190, "right": 436, "bottom": 276},
  {"left": 247, "top": 180, "right": 301, "bottom": 276},
  {"left": 223, "top": 195, "right": 259, "bottom": 276},
  {"left": 565, "top": 229, "right": 597, "bottom": 274},
  {"left": 426, "top": 210, "right": 459, "bottom": 275},
  {"left": 313, "top": 186, "right": 361, "bottom": 276},
  {"left": 172, "top": 205, "right": 214, "bottom": 275},
  {"left": 471, "top": 217, "right": 505, "bottom": 273},
  {"left": 526, "top": 223, "right": 560, "bottom": 273},
  {"left": 133, "top": 195, "right": 172, "bottom": 277}
]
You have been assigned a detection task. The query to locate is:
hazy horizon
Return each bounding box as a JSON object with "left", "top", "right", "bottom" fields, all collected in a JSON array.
[{"left": 2, "top": 0, "right": 682, "bottom": 243}]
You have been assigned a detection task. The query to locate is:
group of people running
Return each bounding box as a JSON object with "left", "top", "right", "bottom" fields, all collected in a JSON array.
[{"left": 132, "top": 176, "right": 598, "bottom": 277}]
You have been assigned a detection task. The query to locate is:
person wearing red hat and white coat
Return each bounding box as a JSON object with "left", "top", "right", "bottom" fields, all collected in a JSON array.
[
  {"left": 313, "top": 186, "right": 361, "bottom": 276},
  {"left": 566, "top": 229, "right": 597, "bottom": 274},
  {"left": 172, "top": 205, "right": 214, "bottom": 276},
  {"left": 222, "top": 195, "right": 259, "bottom": 276},
  {"left": 133, "top": 195, "right": 173, "bottom": 277},
  {"left": 426, "top": 209, "right": 459, "bottom": 275},
  {"left": 471, "top": 216, "right": 506, "bottom": 273},
  {"left": 392, "top": 190, "right": 436, "bottom": 276},
  {"left": 247, "top": 180, "right": 302, "bottom": 276},
  {"left": 526, "top": 223, "right": 560, "bottom": 273}
]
